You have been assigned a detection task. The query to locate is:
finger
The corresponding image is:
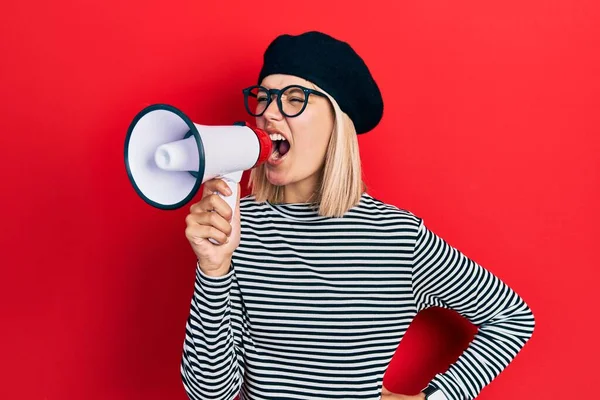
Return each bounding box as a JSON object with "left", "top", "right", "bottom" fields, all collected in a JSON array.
[
  {"left": 189, "top": 199, "right": 207, "bottom": 214},
  {"left": 185, "top": 211, "right": 233, "bottom": 237},
  {"left": 185, "top": 224, "right": 229, "bottom": 245},
  {"left": 190, "top": 194, "right": 234, "bottom": 221},
  {"left": 202, "top": 178, "right": 233, "bottom": 198},
  {"left": 208, "top": 193, "right": 235, "bottom": 222}
]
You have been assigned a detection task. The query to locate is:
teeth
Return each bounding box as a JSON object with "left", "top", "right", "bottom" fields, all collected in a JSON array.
[{"left": 269, "top": 133, "right": 285, "bottom": 141}]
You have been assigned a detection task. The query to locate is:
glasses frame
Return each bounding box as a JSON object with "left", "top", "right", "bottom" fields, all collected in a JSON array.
[{"left": 242, "top": 84, "right": 327, "bottom": 118}]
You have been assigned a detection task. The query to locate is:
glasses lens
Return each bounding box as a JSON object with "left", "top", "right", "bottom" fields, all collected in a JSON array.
[
  {"left": 246, "top": 86, "right": 269, "bottom": 116},
  {"left": 281, "top": 86, "right": 307, "bottom": 117}
]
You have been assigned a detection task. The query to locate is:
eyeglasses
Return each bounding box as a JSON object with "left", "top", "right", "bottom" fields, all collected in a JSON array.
[{"left": 242, "top": 84, "right": 327, "bottom": 118}]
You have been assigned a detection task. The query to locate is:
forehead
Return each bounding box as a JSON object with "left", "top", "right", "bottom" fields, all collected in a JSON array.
[{"left": 260, "top": 74, "right": 315, "bottom": 89}]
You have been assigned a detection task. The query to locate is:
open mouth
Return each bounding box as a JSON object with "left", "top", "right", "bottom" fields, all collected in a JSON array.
[{"left": 269, "top": 133, "right": 291, "bottom": 160}]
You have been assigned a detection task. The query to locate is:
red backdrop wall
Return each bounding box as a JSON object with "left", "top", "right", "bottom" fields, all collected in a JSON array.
[{"left": 1, "top": 0, "right": 598, "bottom": 399}]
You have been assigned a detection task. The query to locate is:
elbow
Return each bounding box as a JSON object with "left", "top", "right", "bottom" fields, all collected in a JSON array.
[{"left": 522, "top": 299, "right": 536, "bottom": 342}]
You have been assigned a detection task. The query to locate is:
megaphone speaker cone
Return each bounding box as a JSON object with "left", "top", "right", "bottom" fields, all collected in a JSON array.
[{"left": 124, "top": 104, "right": 205, "bottom": 210}]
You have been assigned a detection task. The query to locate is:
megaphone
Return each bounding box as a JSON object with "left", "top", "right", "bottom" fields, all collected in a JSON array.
[{"left": 124, "top": 104, "right": 272, "bottom": 218}]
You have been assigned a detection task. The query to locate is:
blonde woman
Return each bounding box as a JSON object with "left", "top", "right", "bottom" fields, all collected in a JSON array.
[{"left": 181, "top": 31, "right": 535, "bottom": 400}]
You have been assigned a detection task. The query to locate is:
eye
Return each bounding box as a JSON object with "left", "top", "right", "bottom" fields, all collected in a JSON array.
[
  {"left": 289, "top": 97, "right": 304, "bottom": 103},
  {"left": 257, "top": 96, "right": 268, "bottom": 102}
]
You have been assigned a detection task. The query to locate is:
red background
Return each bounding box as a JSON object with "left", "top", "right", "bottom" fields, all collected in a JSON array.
[{"left": 1, "top": 0, "right": 598, "bottom": 399}]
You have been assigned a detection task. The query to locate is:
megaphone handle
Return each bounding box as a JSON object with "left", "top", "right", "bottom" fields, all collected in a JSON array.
[
  {"left": 219, "top": 178, "right": 239, "bottom": 217},
  {"left": 208, "top": 170, "right": 243, "bottom": 245}
]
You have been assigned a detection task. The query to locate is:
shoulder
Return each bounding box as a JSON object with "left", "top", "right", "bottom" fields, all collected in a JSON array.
[{"left": 351, "top": 193, "right": 423, "bottom": 229}]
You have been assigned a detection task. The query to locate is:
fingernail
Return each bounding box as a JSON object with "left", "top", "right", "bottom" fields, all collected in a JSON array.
[{"left": 226, "top": 189, "right": 232, "bottom": 196}]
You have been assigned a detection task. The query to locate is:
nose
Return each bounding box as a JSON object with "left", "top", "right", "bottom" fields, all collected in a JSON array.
[{"left": 262, "top": 97, "right": 283, "bottom": 121}]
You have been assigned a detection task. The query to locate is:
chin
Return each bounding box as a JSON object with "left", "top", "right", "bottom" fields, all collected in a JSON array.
[{"left": 265, "top": 170, "right": 289, "bottom": 186}]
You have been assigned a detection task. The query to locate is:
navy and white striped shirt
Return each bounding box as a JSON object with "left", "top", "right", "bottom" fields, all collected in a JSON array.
[{"left": 181, "top": 193, "right": 535, "bottom": 400}]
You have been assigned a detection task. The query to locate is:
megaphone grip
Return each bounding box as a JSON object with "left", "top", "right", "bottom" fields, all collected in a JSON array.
[{"left": 207, "top": 172, "right": 242, "bottom": 245}]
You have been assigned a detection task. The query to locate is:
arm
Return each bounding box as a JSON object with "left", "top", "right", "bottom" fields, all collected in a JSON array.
[
  {"left": 180, "top": 263, "right": 244, "bottom": 400},
  {"left": 411, "top": 218, "right": 535, "bottom": 399}
]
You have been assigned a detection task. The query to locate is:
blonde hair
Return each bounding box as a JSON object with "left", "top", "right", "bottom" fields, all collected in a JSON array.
[{"left": 248, "top": 85, "right": 366, "bottom": 218}]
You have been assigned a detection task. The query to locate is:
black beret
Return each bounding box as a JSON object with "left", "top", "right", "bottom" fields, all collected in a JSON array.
[{"left": 257, "top": 31, "right": 383, "bottom": 134}]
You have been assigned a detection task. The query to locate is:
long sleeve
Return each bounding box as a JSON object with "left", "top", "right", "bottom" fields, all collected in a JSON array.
[
  {"left": 180, "top": 263, "right": 244, "bottom": 400},
  {"left": 411, "top": 218, "right": 535, "bottom": 399}
]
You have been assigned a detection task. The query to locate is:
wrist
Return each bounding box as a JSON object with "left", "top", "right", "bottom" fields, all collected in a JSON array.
[
  {"left": 198, "top": 258, "right": 232, "bottom": 277},
  {"left": 422, "top": 384, "right": 446, "bottom": 400}
]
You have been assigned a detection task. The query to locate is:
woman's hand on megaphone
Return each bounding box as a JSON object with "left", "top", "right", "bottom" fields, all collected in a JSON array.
[{"left": 184, "top": 178, "right": 241, "bottom": 277}]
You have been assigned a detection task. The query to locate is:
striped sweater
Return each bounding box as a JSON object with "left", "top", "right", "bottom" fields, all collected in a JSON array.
[{"left": 180, "top": 193, "right": 535, "bottom": 400}]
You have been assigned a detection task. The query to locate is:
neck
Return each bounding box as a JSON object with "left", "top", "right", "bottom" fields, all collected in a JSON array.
[{"left": 283, "top": 172, "right": 320, "bottom": 204}]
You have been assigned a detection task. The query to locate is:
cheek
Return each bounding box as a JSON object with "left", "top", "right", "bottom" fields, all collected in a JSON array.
[
  {"left": 291, "top": 129, "right": 331, "bottom": 169},
  {"left": 290, "top": 110, "right": 333, "bottom": 153},
  {"left": 255, "top": 116, "right": 265, "bottom": 129}
]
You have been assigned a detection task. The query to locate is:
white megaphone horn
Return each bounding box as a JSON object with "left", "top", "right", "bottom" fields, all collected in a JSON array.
[{"left": 124, "top": 104, "right": 272, "bottom": 220}]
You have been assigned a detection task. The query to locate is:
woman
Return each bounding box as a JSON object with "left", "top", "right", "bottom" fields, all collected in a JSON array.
[{"left": 180, "top": 31, "right": 535, "bottom": 400}]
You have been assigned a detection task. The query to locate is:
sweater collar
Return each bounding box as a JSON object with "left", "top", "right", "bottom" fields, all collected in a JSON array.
[{"left": 265, "top": 192, "right": 370, "bottom": 221}]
